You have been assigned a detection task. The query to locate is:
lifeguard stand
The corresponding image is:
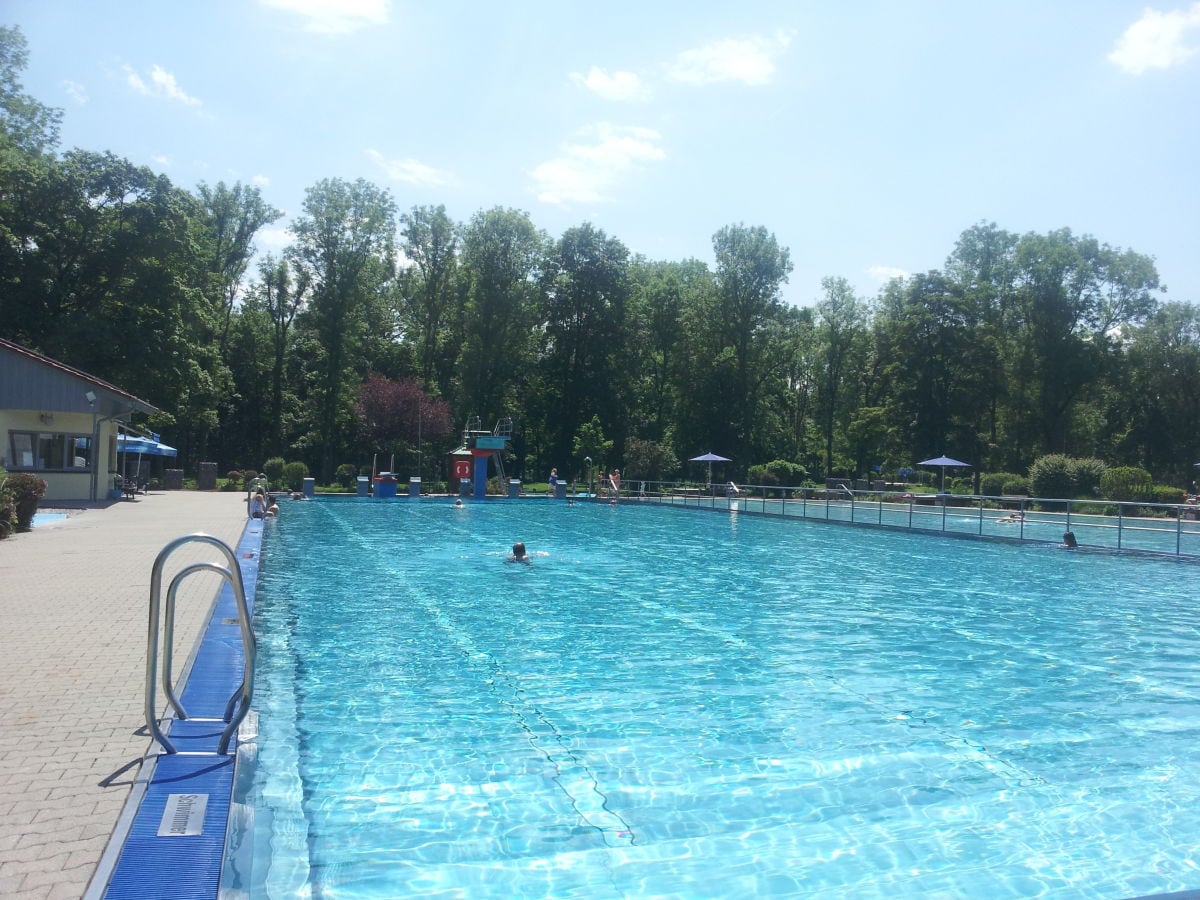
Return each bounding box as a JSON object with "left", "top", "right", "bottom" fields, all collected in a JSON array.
[{"left": 463, "top": 416, "right": 512, "bottom": 499}]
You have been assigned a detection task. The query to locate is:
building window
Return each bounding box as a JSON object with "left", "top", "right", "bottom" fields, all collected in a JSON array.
[{"left": 8, "top": 432, "right": 92, "bottom": 472}]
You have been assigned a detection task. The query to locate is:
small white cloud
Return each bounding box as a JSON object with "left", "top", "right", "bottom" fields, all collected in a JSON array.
[
  {"left": 252, "top": 174, "right": 271, "bottom": 187},
  {"left": 150, "top": 154, "right": 173, "bottom": 168},
  {"left": 123, "top": 64, "right": 201, "bottom": 106},
  {"left": 530, "top": 123, "right": 666, "bottom": 205},
  {"left": 150, "top": 65, "right": 201, "bottom": 106},
  {"left": 1109, "top": 2, "right": 1200, "bottom": 74},
  {"left": 63, "top": 80, "right": 88, "bottom": 104},
  {"left": 868, "top": 265, "right": 909, "bottom": 283},
  {"left": 257, "top": 226, "right": 292, "bottom": 252},
  {"left": 665, "top": 29, "right": 794, "bottom": 86},
  {"left": 260, "top": 0, "right": 390, "bottom": 35},
  {"left": 365, "top": 149, "right": 453, "bottom": 187},
  {"left": 570, "top": 66, "right": 649, "bottom": 102},
  {"left": 123, "top": 65, "right": 148, "bottom": 94}
]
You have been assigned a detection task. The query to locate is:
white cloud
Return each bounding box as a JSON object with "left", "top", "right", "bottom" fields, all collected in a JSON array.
[
  {"left": 570, "top": 66, "right": 649, "bottom": 102},
  {"left": 365, "top": 149, "right": 453, "bottom": 187},
  {"left": 63, "top": 80, "right": 88, "bottom": 104},
  {"left": 150, "top": 154, "right": 173, "bottom": 168},
  {"left": 868, "top": 265, "right": 909, "bottom": 284},
  {"left": 123, "top": 64, "right": 201, "bottom": 106},
  {"left": 257, "top": 226, "right": 292, "bottom": 252},
  {"left": 260, "top": 0, "right": 390, "bottom": 35},
  {"left": 251, "top": 174, "right": 271, "bottom": 187},
  {"left": 665, "top": 30, "right": 794, "bottom": 86},
  {"left": 1109, "top": 2, "right": 1200, "bottom": 74},
  {"left": 530, "top": 123, "right": 666, "bottom": 205}
]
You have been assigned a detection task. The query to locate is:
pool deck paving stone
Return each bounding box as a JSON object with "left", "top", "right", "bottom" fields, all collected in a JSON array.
[{"left": 0, "top": 491, "right": 249, "bottom": 900}]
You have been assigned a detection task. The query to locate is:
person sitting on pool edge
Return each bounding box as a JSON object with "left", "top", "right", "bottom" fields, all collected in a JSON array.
[
  {"left": 249, "top": 489, "right": 267, "bottom": 519},
  {"left": 507, "top": 541, "right": 531, "bottom": 564}
]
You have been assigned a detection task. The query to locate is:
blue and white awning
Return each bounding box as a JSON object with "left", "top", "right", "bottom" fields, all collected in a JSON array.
[{"left": 117, "top": 434, "right": 178, "bottom": 457}]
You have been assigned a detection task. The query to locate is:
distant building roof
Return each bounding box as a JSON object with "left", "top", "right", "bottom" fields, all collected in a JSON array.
[{"left": 0, "top": 337, "right": 158, "bottom": 418}]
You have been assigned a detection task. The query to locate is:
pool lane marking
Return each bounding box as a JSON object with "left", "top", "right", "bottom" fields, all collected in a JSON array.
[{"left": 309, "top": 501, "right": 637, "bottom": 848}]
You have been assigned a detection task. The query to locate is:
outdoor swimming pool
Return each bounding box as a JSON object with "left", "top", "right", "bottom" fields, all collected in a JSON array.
[{"left": 224, "top": 499, "right": 1200, "bottom": 898}]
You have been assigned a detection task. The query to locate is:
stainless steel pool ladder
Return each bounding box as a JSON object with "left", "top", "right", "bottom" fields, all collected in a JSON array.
[{"left": 144, "top": 533, "right": 256, "bottom": 755}]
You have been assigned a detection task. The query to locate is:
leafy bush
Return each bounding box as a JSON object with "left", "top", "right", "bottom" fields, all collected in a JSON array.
[
  {"left": 1151, "top": 485, "right": 1186, "bottom": 505},
  {"left": 282, "top": 460, "right": 309, "bottom": 491},
  {"left": 1029, "top": 455, "right": 1074, "bottom": 503},
  {"left": 242, "top": 469, "right": 259, "bottom": 489},
  {"left": 1100, "top": 466, "right": 1153, "bottom": 502},
  {"left": 2, "top": 472, "right": 47, "bottom": 533},
  {"left": 1072, "top": 457, "right": 1107, "bottom": 496},
  {"left": 747, "top": 466, "right": 780, "bottom": 486},
  {"left": 262, "top": 457, "right": 286, "bottom": 485},
  {"left": 1001, "top": 475, "right": 1030, "bottom": 496},
  {"left": 749, "top": 459, "right": 808, "bottom": 487},
  {"left": 0, "top": 492, "right": 14, "bottom": 539},
  {"left": 334, "top": 463, "right": 358, "bottom": 488},
  {"left": 0, "top": 464, "right": 14, "bottom": 539},
  {"left": 980, "top": 472, "right": 1027, "bottom": 496},
  {"left": 1029, "top": 455, "right": 1106, "bottom": 500}
]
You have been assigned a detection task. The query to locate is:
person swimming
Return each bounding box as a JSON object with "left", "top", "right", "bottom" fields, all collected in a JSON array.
[
  {"left": 1060, "top": 531, "right": 1078, "bottom": 549},
  {"left": 506, "top": 541, "right": 531, "bottom": 564}
]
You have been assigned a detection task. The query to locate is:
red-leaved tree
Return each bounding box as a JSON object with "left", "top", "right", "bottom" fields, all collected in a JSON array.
[{"left": 354, "top": 374, "right": 454, "bottom": 469}]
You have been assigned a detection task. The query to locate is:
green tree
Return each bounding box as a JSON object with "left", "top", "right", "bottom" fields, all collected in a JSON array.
[
  {"left": 536, "top": 223, "right": 631, "bottom": 468},
  {"left": 814, "top": 276, "right": 868, "bottom": 476},
  {"left": 1120, "top": 302, "right": 1200, "bottom": 484},
  {"left": 627, "top": 258, "right": 700, "bottom": 444},
  {"left": 398, "top": 204, "right": 460, "bottom": 396},
  {"left": 711, "top": 223, "right": 792, "bottom": 465},
  {"left": 1011, "top": 229, "right": 1159, "bottom": 455},
  {"left": 197, "top": 180, "right": 282, "bottom": 352},
  {"left": 289, "top": 177, "right": 397, "bottom": 482},
  {"left": 572, "top": 414, "right": 613, "bottom": 471},
  {"left": 0, "top": 26, "right": 61, "bottom": 157},
  {"left": 457, "top": 207, "right": 544, "bottom": 420}
]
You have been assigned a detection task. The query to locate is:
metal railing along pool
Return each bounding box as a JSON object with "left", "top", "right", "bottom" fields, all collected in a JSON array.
[{"left": 590, "top": 481, "right": 1200, "bottom": 558}]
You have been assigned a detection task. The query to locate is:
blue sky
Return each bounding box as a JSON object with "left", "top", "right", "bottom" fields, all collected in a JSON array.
[{"left": 5, "top": 1, "right": 1199, "bottom": 307}]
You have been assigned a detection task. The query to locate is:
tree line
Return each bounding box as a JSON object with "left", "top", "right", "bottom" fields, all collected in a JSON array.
[{"left": 2, "top": 26, "right": 1196, "bottom": 490}]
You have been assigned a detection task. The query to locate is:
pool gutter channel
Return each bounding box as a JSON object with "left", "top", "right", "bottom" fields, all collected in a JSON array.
[{"left": 85, "top": 519, "right": 266, "bottom": 900}]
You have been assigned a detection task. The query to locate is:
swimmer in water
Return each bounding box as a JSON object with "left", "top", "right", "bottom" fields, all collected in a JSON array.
[{"left": 506, "top": 541, "right": 531, "bottom": 564}]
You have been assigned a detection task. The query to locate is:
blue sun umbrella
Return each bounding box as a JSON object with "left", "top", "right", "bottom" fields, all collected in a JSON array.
[
  {"left": 690, "top": 452, "right": 731, "bottom": 486},
  {"left": 917, "top": 455, "right": 971, "bottom": 492}
]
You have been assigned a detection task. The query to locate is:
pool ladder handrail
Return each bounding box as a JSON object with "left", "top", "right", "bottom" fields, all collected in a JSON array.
[{"left": 144, "top": 533, "right": 256, "bottom": 755}]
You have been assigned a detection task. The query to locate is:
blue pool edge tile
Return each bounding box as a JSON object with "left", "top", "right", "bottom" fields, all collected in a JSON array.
[{"left": 85, "top": 519, "right": 265, "bottom": 900}]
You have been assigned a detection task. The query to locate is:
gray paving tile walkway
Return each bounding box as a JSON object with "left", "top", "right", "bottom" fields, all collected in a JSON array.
[{"left": 0, "top": 491, "right": 249, "bottom": 900}]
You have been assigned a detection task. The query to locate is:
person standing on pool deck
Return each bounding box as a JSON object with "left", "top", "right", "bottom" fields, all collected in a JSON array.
[
  {"left": 609, "top": 468, "right": 621, "bottom": 496},
  {"left": 507, "top": 542, "right": 531, "bottom": 564},
  {"left": 548, "top": 467, "right": 558, "bottom": 496}
]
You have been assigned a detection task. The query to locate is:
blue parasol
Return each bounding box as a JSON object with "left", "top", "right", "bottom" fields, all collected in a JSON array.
[
  {"left": 917, "top": 455, "right": 970, "bottom": 492},
  {"left": 689, "top": 452, "right": 731, "bottom": 486}
]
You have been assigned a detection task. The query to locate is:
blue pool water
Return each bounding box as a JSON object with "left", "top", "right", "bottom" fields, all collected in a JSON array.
[{"left": 227, "top": 499, "right": 1200, "bottom": 898}]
